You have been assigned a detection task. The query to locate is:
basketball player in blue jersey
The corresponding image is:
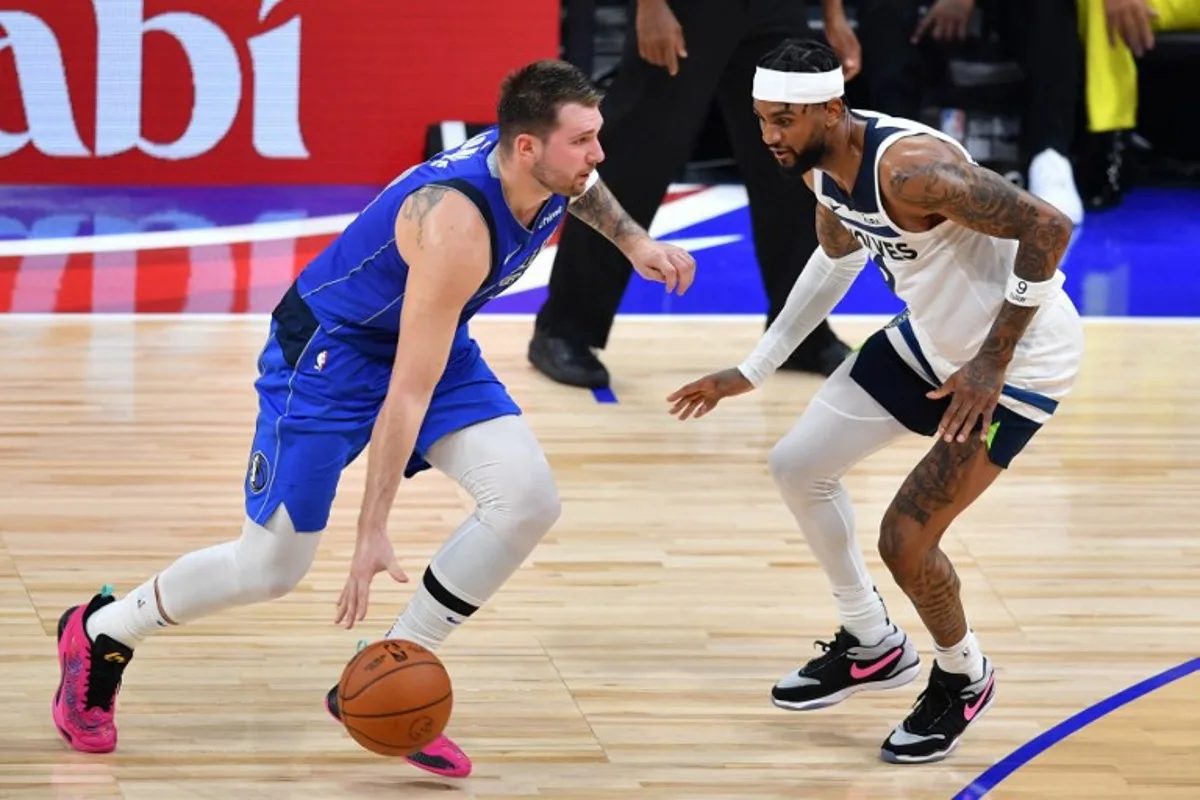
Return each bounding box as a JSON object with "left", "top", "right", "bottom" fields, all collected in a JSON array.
[
  {"left": 52, "top": 60, "right": 695, "bottom": 778},
  {"left": 668, "top": 39, "right": 1083, "bottom": 764}
]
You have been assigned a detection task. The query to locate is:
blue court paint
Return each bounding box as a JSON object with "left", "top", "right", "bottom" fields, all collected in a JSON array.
[
  {"left": 591, "top": 387, "right": 618, "bottom": 403},
  {"left": 953, "top": 657, "right": 1200, "bottom": 800}
]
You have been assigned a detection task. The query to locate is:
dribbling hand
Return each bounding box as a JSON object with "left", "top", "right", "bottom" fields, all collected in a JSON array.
[
  {"left": 667, "top": 367, "right": 754, "bottom": 420},
  {"left": 336, "top": 530, "right": 408, "bottom": 630}
]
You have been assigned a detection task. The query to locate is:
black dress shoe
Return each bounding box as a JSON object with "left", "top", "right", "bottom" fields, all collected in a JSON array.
[
  {"left": 528, "top": 330, "right": 610, "bottom": 388},
  {"left": 779, "top": 338, "right": 852, "bottom": 378}
]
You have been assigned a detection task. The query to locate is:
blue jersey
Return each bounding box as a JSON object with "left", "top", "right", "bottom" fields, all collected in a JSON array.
[{"left": 294, "top": 126, "right": 569, "bottom": 360}]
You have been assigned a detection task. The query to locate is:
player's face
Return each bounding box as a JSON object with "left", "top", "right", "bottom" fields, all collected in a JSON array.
[
  {"left": 754, "top": 100, "right": 832, "bottom": 178},
  {"left": 531, "top": 103, "right": 605, "bottom": 196}
]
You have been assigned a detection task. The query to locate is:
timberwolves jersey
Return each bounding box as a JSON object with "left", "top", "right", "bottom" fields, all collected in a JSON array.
[
  {"left": 294, "top": 127, "right": 568, "bottom": 360},
  {"left": 812, "top": 110, "right": 1084, "bottom": 423}
]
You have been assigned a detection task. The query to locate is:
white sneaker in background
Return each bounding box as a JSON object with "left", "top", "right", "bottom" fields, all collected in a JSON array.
[{"left": 1028, "top": 148, "right": 1085, "bottom": 225}]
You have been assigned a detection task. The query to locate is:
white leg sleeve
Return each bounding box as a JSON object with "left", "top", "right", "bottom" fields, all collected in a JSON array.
[
  {"left": 385, "top": 415, "right": 561, "bottom": 650},
  {"left": 768, "top": 352, "right": 911, "bottom": 639},
  {"left": 88, "top": 505, "right": 321, "bottom": 647}
]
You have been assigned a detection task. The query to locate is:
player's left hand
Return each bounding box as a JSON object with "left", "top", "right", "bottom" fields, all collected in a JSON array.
[
  {"left": 926, "top": 356, "right": 1005, "bottom": 444},
  {"left": 627, "top": 238, "right": 696, "bottom": 296},
  {"left": 335, "top": 530, "right": 408, "bottom": 629}
]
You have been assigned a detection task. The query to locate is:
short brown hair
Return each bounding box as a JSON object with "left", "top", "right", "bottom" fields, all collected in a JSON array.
[{"left": 496, "top": 60, "right": 603, "bottom": 148}]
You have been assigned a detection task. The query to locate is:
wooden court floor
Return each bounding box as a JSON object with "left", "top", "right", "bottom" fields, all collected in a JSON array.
[{"left": 1, "top": 315, "right": 1197, "bottom": 800}]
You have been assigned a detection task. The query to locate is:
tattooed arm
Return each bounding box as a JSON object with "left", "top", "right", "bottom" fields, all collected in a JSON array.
[
  {"left": 567, "top": 175, "right": 651, "bottom": 256},
  {"left": 884, "top": 140, "right": 1072, "bottom": 366},
  {"left": 815, "top": 200, "right": 865, "bottom": 258},
  {"left": 882, "top": 138, "right": 1073, "bottom": 442},
  {"left": 568, "top": 174, "right": 697, "bottom": 295}
]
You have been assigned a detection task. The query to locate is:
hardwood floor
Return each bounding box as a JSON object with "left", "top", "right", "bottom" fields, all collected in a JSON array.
[{"left": 1, "top": 315, "right": 1196, "bottom": 799}]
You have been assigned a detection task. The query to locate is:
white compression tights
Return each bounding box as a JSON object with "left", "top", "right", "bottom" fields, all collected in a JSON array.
[
  {"left": 385, "top": 414, "right": 561, "bottom": 650},
  {"left": 88, "top": 415, "right": 561, "bottom": 650},
  {"left": 767, "top": 351, "right": 912, "bottom": 642}
]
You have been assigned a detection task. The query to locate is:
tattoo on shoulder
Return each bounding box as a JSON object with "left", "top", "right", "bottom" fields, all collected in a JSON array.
[
  {"left": 816, "top": 204, "right": 862, "bottom": 258},
  {"left": 568, "top": 178, "right": 641, "bottom": 248},
  {"left": 400, "top": 185, "right": 451, "bottom": 248}
]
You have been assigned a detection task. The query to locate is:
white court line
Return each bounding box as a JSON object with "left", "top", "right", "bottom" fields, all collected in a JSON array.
[
  {"left": 0, "top": 183, "right": 733, "bottom": 259},
  {"left": 0, "top": 214, "right": 357, "bottom": 257}
]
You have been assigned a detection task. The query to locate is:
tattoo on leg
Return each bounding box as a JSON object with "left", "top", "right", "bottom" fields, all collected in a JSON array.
[
  {"left": 880, "top": 438, "right": 984, "bottom": 646},
  {"left": 910, "top": 547, "right": 965, "bottom": 646}
]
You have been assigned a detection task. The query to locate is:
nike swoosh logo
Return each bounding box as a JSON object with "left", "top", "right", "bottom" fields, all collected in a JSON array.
[
  {"left": 848, "top": 647, "right": 903, "bottom": 680},
  {"left": 963, "top": 673, "right": 995, "bottom": 721}
]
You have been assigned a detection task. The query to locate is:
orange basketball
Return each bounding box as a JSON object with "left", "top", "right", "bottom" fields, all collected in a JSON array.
[{"left": 336, "top": 639, "right": 453, "bottom": 757}]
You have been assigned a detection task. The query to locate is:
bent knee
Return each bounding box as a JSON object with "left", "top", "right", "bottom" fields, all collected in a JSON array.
[
  {"left": 769, "top": 434, "right": 840, "bottom": 499},
  {"left": 506, "top": 467, "right": 563, "bottom": 533},
  {"left": 238, "top": 509, "right": 320, "bottom": 600},
  {"left": 475, "top": 458, "right": 562, "bottom": 535}
]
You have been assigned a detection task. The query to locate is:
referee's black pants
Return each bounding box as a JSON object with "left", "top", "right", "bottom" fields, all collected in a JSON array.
[{"left": 534, "top": 0, "right": 844, "bottom": 363}]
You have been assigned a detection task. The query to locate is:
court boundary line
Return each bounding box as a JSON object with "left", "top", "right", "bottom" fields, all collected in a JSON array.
[
  {"left": 953, "top": 657, "right": 1200, "bottom": 799},
  {"left": 1, "top": 312, "right": 1199, "bottom": 326}
]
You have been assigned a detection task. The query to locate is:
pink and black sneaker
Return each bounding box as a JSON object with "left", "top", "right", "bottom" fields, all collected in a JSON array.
[
  {"left": 52, "top": 586, "right": 134, "bottom": 754},
  {"left": 324, "top": 641, "right": 472, "bottom": 778}
]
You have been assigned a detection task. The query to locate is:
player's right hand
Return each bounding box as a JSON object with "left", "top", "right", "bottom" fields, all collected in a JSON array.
[
  {"left": 336, "top": 530, "right": 408, "bottom": 630},
  {"left": 667, "top": 367, "right": 754, "bottom": 420}
]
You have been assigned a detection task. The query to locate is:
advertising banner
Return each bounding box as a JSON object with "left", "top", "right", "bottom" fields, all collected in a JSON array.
[{"left": 0, "top": 0, "right": 560, "bottom": 184}]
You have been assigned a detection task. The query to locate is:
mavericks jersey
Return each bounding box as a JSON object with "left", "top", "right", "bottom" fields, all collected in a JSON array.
[
  {"left": 811, "top": 110, "right": 1084, "bottom": 422},
  {"left": 294, "top": 127, "right": 568, "bottom": 360}
]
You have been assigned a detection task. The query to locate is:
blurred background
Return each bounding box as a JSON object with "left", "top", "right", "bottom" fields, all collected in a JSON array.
[{"left": 1, "top": 0, "right": 1197, "bottom": 320}]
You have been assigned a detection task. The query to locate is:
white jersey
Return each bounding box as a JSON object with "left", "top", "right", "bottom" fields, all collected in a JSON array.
[{"left": 812, "top": 110, "right": 1085, "bottom": 424}]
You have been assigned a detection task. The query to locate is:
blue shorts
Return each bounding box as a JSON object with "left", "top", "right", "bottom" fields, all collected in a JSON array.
[{"left": 243, "top": 284, "right": 521, "bottom": 533}]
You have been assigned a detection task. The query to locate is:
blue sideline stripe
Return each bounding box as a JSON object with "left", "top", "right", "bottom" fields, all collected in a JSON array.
[{"left": 953, "top": 657, "right": 1200, "bottom": 799}]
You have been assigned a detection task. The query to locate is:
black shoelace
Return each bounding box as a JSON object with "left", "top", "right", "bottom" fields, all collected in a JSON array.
[
  {"left": 84, "top": 656, "right": 125, "bottom": 713},
  {"left": 907, "top": 674, "right": 956, "bottom": 732},
  {"left": 808, "top": 628, "right": 857, "bottom": 671}
]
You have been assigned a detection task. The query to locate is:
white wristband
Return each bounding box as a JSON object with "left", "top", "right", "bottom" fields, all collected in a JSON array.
[{"left": 1005, "top": 270, "right": 1065, "bottom": 307}]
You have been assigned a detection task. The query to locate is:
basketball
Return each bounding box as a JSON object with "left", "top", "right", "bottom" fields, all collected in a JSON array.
[{"left": 336, "top": 639, "right": 453, "bottom": 757}]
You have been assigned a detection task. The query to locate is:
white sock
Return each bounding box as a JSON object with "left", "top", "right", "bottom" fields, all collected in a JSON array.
[
  {"left": 934, "top": 629, "right": 986, "bottom": 682},
  {"left": 834, "top": 585, "right": 893, "bottom": 644},
  {"left": 86, "top": 577, "right": 172, "bottom": 649},
  {"left": 385, "top": 566, "right": 481, "bottom": 652}
]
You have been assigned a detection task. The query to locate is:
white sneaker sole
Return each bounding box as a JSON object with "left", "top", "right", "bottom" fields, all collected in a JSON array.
[
  {"left": 879, "top": 684, "right": 997, "bottom": 764},
  {"left": 772, "top": 659, "right": 922, "bottom": 711}
]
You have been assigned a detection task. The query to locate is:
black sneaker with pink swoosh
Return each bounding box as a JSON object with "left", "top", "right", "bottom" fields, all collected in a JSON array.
[
  {"left": 880, "top": 659, "right": 996, "bottom": 764},
  {"left": 771, "top": 625, "right": 921, "bottom": 711}
]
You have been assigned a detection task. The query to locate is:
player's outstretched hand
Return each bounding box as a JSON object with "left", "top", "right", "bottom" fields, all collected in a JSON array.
[
  {"left": 926, "top": 356, "right": 1005, "bottom": 444},
  {"left": 335, "top": 530, "right": 408, "bottom": 629},
  {"left": 628, "top": 239, "right": 696, "bottom": 296},
  {"left": 667, "top": 367, "right": 754, "bottom": 420}
]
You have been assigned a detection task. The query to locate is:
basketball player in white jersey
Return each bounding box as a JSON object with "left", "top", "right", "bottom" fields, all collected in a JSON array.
[{"left": 667, "top": 38, "right": 1084, "bottom": 764}]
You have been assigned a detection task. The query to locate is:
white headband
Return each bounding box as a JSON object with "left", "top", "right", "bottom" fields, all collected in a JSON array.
[{"left": 752, "top": 66, "right": 844, "bottom": 105}]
